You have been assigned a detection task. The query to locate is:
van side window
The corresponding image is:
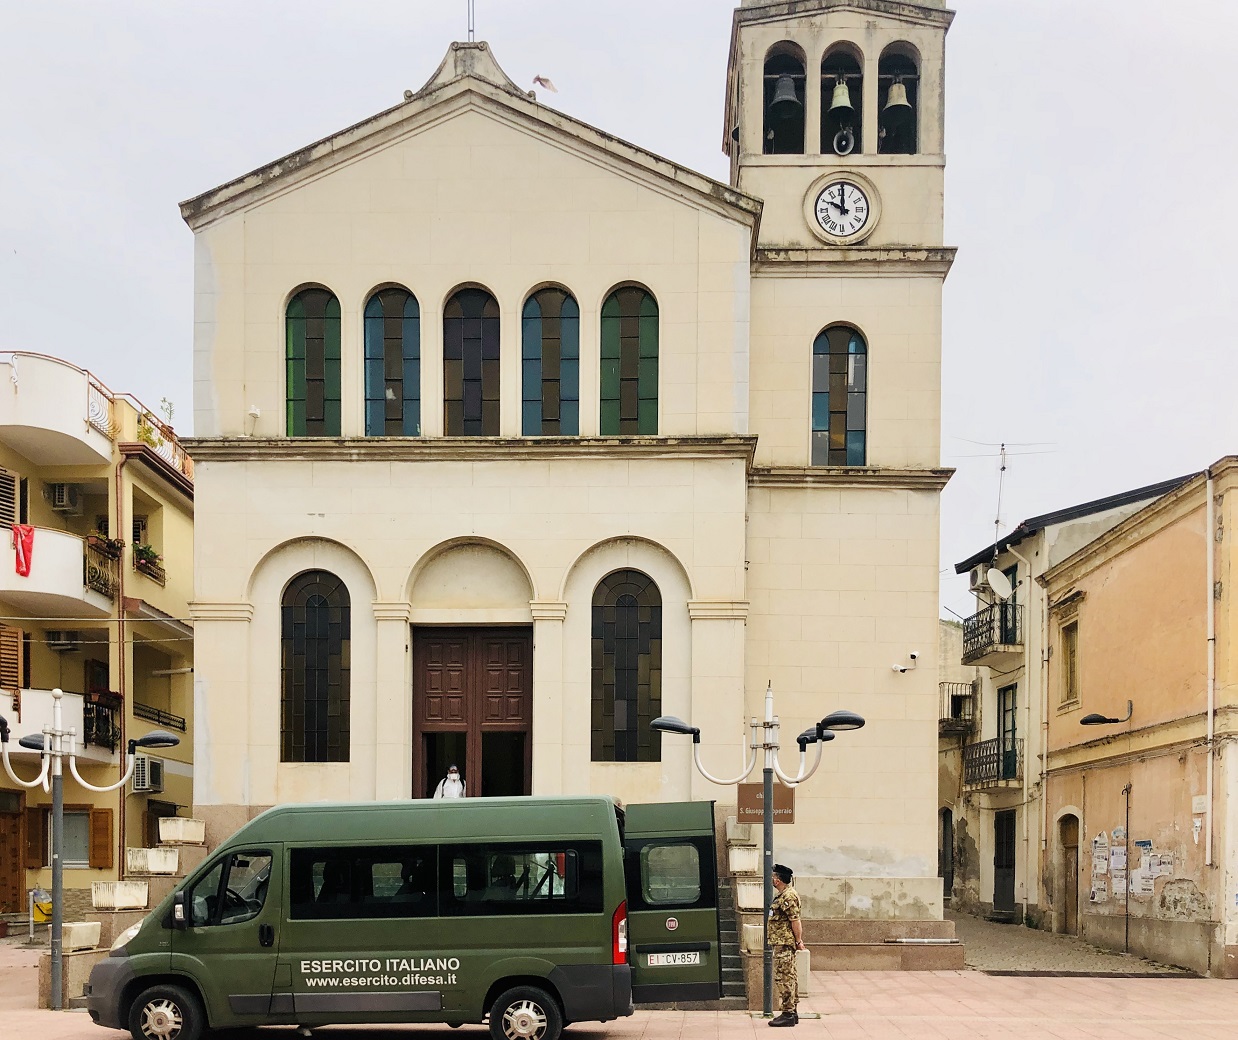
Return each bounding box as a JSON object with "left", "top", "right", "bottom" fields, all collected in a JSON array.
[
  {"left": 187, "top": 851, "right": 272, "bottom": 927},
  {"left": 439, "top": 842, "right": 603, "bottom": 917},
  {"left": 289, "top": 846, "right": 437, "bottom": 920},
  {"left": 640, "top": 843, "right": 701, "bottom": 905}
]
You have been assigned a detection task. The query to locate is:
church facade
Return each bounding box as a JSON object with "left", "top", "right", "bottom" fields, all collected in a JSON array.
[{"left": 184, "top": 0, "right": 955, "bottom": 926}]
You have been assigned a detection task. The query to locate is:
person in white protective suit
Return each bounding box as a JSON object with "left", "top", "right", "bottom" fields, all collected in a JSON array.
[{"left": 433, "top": 764, "right": 466, "bottom": 799}]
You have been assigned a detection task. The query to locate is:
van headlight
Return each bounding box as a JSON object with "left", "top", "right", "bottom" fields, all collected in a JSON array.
[{"left": 111, "top": 922, "right": 142, "bottom": 952}]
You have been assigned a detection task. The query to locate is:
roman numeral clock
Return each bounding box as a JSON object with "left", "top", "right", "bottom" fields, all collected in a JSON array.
[{"left": 804, "top": 171, "right": 882, "bottom": 245}]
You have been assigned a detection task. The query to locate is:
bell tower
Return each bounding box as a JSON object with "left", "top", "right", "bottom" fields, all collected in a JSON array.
[{"left": 723, "top": 0, "right": 953, "bottom": 252}]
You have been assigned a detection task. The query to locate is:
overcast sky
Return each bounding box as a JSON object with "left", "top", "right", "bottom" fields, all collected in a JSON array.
[{"left": 2, "top": 1, "right": 1235, "bottom": 617}]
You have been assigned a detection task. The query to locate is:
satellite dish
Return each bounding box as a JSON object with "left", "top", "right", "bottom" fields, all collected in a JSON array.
[{"left": 987, "top": 568, "right": 1013, "bottom": 601}]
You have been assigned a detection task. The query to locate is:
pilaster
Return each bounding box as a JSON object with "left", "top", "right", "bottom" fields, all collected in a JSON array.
[{"left": 531, "top": 601, "right": 569, "bottom": 794}]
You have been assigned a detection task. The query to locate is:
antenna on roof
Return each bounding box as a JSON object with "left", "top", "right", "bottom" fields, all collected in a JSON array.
[
  {"left": 467, "top": 0, "right": 476, "bottom": 41},
  {"left": 992, "top": 442, "right": 1007, "bottom": 565}
]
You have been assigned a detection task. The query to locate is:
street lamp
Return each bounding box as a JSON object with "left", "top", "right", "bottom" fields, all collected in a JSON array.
[
  {"left": 1080, "top": 699, "right": 1133, "bottom": 952},
  {"left": 652, "top": 683, "right": 865, "bottom": 1017},
  {"left": 0, "top": 688, "right": 179, "bottom": 1010}
]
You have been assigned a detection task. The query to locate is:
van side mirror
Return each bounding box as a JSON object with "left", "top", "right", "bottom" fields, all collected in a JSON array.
[{"left": 172, "top": 891, "right": 187, "bottom": 929}]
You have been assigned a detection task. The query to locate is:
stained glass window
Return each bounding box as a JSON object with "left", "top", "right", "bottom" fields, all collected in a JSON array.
[
  {"left": 591, "top": 569, "right": 662, "bottom": 762},
  {"left": 811, "top": 325, "right": 867, "bottom": 466},
  {"left": 364, "top": 288, "right": 420, "bottom": 436},
  {"left": 444, "top": 288, "right": 500, "bottom": 436},
  {"left": 522, "top": 288, "right": 580, "bottom": 435},
  {"left": 600, "top": 287, "right": 658, "bottom": 435},
  {"left": 286, "top": 289, "right": 341, "bottom": 436},
  {"left": 281, "top": 570, "right": 350, "bottom": 763}
]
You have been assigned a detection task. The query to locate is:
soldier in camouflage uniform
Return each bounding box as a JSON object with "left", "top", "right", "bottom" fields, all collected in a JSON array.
[{"left": 767, "top": 863, "right": 804, "bottom": 1026}]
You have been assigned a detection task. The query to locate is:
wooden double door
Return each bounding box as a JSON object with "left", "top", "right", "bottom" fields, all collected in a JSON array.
[{"left": 412, "top": 627, "right": 533, "bottom": 800}]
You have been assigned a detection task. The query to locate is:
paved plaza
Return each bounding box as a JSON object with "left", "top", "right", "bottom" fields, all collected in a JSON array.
[{"left": 3, "top": 931, "right": 1234, "bottom": 1040}]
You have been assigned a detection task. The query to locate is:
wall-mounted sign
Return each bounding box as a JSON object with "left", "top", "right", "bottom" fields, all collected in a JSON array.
[{"left": 737, "top": 782, "right": 795, "bottom": 825}]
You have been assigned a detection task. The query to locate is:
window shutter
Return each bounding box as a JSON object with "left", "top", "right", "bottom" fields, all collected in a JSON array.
[
  {"left": 25, "top": 807, "right": 47, "bottom": 869},
  {"left": 89, "top": 808, "right": 113, "bottom": 869},
  {"left": 0, "top": 624, "right": 23, "bottom": 689},
  {"left": 0, "top": 468, "right": 15, "bottom": 527}
]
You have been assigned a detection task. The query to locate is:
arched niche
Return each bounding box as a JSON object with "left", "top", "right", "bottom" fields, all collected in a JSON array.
[
  {"left": 878, "top": 42, "right": 920, "bottom": 154},
  {"left": 763, "top": 44, "right": 806, "bottom": 155},
  {"left": 821, "top": 44, "right": 863, "bottom": 156},
  {"left": 409, "top": 540, "right": 534, "bottom": 615}
]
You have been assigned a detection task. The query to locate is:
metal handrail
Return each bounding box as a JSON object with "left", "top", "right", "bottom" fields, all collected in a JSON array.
[
  {"left": 939, "top": 681, "right": 975, "bottom": 728},
  {"left": 962, "top": 603, "right": 1023, "bottom": 662},
  {"left": 132, "top": 702, "right": 186, "bottom": 732},
  {"left": 963, "top": 736, "right": 1024, "bottom": 786}
]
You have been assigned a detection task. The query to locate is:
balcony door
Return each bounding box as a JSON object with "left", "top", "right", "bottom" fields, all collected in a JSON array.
[
  {"left": 0, "top": 791, "right": 22, "bottom": 913},
  {"left": 998, "top": 684, "right": 1018, "bottom": 780},
  {"left": 412, "top": 627, "right": 532, "bottom": 799}
]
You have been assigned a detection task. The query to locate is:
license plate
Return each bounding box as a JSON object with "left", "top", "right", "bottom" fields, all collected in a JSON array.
[{"left": 647, "top": 951, "right": 701, "bottom": 966}]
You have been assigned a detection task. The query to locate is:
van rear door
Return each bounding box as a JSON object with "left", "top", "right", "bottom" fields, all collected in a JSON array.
[{"left": 623, "top": 801, "right": 721, "bottom": 1004}]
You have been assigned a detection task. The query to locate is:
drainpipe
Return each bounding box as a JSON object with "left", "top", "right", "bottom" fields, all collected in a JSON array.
[
  {"left": 1006, "top": 543, "right": 1037, "bottom": 923},
  {"left": 1205, "top": 470, "right": 1216, "bottom": 867},
  {"left": 114, "top": 455, "right": 129, "bottom": 873}
]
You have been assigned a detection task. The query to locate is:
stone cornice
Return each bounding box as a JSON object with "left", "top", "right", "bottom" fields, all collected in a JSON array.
[
  {"left": 181, "top": 435, "right": 759, "bottom": 465},
  {"left": 687, "top": 600, "right": 750, "bottom": 621},
  {"left": 749, "top": 466, "right": 953, "bottom": 490},
  {"left": 733, "top": 1, "right": 954, "bottom": 31},
  {"left": 530, "top": 601, "right": 569, "bottom": 622},
  {"left": 372, "top": 602, "right": 413, "bottom": 622},
  {"left": 188, "top": 602, "right": 254, "bottom": 622},
  {"left": 752, "top": 247, "right": 956, "bottom": 277}
]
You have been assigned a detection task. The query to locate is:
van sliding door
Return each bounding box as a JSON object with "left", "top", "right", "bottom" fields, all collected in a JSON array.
[{"left": 623, "top": 801, "right": 721, "bottom": 1004}]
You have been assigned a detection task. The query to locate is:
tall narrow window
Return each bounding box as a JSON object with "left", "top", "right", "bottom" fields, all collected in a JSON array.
[
  {"left": 286, "top": 288, "right": 341, "bottom": 436},
  {"left": 364, "top": 288, "right": 421, "bottom": 436},
  {"left": 600, "top": 287, "right": 658, "bottom": 435},
  {"left": 1061, "top": 621, "right": 1079, "bottom": 705},
  {"left": 444, "top": 288, "right": 500, "bottom": 436},
  {"left": 763, "top": 47, "right": 806, "bottom": 155},
  {"left": 998, "top": 683, "right": 1018, "bottom": 781},
  {"left": 591, "top": 570, "right": 662, "bottom": 762},
  {"left": 878, "top": 45, "right": 920, "bottom": 155},
  {"left": 281, "top": 570, "right": 350, "bottom": 763},
  {"left": 522, "top": 288, "right": 580, "bottom": 435},
  {"left": 811, "top": 325, "right": 867, "bottom": 466}
]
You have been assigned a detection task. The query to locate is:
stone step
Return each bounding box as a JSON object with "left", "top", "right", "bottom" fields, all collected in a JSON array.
[
  {"left": 39, "top": 948, "right": 107, "bottom": 1008},
  {"left": 145, "top": 874, "right": 180, "bottom": 907},
  {"left": 89, "top": 910, "right": 148, "bottom": 950},
  {"left": 165, "top": 841, "right": 211, "bottom": 875},
  {"left": 801, "top": 918, "right": 957, "bottom": 944},
  {"left": 805, "top": 940, "right": 965, "bottom": 971},
  {"left": 636, "top": 996, "right": 749, "bottom": 1011}
]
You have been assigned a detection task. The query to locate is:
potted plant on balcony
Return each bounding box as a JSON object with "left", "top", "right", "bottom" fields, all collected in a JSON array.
[
  {"left": 86, "top": 532, "right": 125, "bottom": 559},
  {"left": 133, "top": 543, "right": 164, "bottom": 580}
]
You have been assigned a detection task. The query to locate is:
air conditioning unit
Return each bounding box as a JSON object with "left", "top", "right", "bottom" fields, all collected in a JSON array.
[
  {"left": 132, "top": 754, "right": 165, "bottom": 794},
  {"left": 44, "top": 630, "right": 80, "bottom": 652},
  {"left": 48, "top": 483, "right": 82, "bottom": 515},
  {"left": 968, "top": 565, "right": 991, "bottom": 593}
]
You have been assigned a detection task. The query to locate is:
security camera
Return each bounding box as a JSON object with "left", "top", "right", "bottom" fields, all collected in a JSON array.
[
  {"left": 891, "top": 664, "right": 908, "bottom": 674},
  {"left": 909, "top": 651, "right": 919, "bottom": 661}
]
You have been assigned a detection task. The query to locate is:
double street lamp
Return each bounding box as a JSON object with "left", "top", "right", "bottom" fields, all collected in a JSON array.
[
  {"left": 1, "top": 688, "right": 179, "bottom": 1010},
  {"left": 653, "top": 683, "right": 864, "bottom": 1017}
]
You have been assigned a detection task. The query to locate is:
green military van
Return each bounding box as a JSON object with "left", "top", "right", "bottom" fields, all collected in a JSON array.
[{"left": 86, "top": 796, "right": 720, "bottom": 1040}]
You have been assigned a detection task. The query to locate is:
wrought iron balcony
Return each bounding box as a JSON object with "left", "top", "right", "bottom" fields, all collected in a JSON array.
[
  {"left": 963, "top": 736, "right": 1024, "bottom": 787},
  {"left": 939, "top": 680, "right": 977, "bottom": 735},
  {"left": 962, "top": 602, "right": 1024, "bottom": 665},
  {"left": 84, "top": 543, "right": 118, "bottom": 599},
  {"left": 83, "top": 690, "right": 123, "bottom": 753},
  {"left": 133, "top": 702, "right": 186, "bottom": 732}
]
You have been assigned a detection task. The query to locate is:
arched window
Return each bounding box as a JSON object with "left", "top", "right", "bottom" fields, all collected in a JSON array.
[
  {"left": 444, "top": 287, "right": 500, "bottom": 436},
  {"left": 281, "top": 570, "right": 350, "bottom": 763},
  {"left": 812, "top": 325, "right": 867, "bottom": 466},
  {"left": 286, "top": 288, "right": 341, "bottom": 436},
  {"left": 878, "top": 45, "right": 919, "bottom": 155},
  {"left": 364, "top": 287, "right": 420, "bottom": 436},
  {"left": 522, "top": 288, "right": 580, "bottom": 435},
  {"left": 763, "top": 47, "right": 806, "bottom": 155},
  {"left": 821, "top": 46, "right": 863, "bottom": 156},
  {"left": 600, "top": 286, "right": 658, "bottom": 435},
  {"left": 591, "top": 569, "right": 662, "bottom": 762}
]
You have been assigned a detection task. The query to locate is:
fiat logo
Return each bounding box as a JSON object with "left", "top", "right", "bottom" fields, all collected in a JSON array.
[{"left": 665, "top": 917, "right": 679, "bottom": 931}]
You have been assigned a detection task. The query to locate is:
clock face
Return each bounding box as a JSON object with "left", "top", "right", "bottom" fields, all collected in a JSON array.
[{"left": 814, "top": 181, "right": 870, "bottom": 238}]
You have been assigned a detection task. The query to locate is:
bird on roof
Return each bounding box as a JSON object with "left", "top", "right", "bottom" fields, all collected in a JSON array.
[{"left": 532, "top": 75, "right": 558, "bottom": 93}]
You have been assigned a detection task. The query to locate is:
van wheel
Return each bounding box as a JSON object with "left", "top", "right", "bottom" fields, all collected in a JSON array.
[
  {"left": 128, "top": 984, "right": 204, "bottom": 1040},
  {"left": 488, "top": 986, "right": 562, "bottom": 1040}
]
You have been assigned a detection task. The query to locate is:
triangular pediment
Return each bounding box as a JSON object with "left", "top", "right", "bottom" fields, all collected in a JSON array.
[{"left": 180, "top": 42, "right": 761, "bottom": 232}]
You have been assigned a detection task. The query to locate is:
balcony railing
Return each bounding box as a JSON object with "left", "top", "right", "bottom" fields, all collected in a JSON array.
[
  {"left": 939, "top": 681, "right": 977, "bottom": 734},
  {"left": 962, "top": 603, "right": 1024, "bottom": 664},
  {"left": 133, "top": 702, "right": 186, "bottom": 732},
  {"left": 134, "top": 556, "right": 167, "bottom": 586},
  {"left": 963, "top": 736, "right": 1024, "bottom": 787},
  {"left": 84, "top": 543, "right": 118, "bottom": 599},
  {"left": 83, "top": 691, "right": 123, "bottom": 753}
]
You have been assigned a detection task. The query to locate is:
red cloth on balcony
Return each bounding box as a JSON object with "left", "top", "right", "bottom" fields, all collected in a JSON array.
[{"left": 12, "top": 524, "right": 33, "bottom": 576}]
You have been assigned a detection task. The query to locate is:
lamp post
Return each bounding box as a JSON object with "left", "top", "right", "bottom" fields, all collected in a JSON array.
[
  {"left": 0, "top": 688, "right": 179, "bottom": 1010},
  {"left": 1080, "top": 699, "right": 1133, "bottom": 952},
  {"left": 653, "top": 683, "right": 864, "bottom": 1017}
]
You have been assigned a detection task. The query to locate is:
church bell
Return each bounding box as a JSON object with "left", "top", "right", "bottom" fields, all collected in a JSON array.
[
  {"left": 768, "top": 75, "right": 803, "bottom": 122},
  {"left": 882, "top": 79, "right": 913, "bottom": 129},
  {"left": 828, "top": 77, "right": 855, "bottom": 122}
]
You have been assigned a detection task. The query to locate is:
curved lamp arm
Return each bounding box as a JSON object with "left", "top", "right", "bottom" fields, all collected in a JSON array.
[
  {"left": 772, "top": 739, "right": 824, "bottom": 788},
  {"left": 691, "top": 739, "right": 757, "bottom": 787},
  {"left": 68, "top": 751, "right": 136, "bottom": 793},
  {"left": 0, "top": 718, "right": 51, "bottom": 789}
]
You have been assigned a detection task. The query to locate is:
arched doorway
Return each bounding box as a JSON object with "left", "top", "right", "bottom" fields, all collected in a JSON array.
[
  {"left": 1059, "top": 814, "right": 1080, "bottom": 934},
  {"left": 939, "top": 807, "right": 954, "bottom": 901}
]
